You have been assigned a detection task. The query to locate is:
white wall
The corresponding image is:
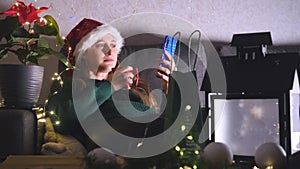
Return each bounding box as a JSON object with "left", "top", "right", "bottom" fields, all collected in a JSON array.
[
  {"left": 2, "top": 0, "right": 299, "bottom": 45},
  {"left": 1, "top": 0, "right": 300, "bottom": 104}
]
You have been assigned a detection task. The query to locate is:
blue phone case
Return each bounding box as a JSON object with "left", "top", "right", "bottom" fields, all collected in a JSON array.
[{"left": 160, "top": 35, "right": 178, "bottom": 68}]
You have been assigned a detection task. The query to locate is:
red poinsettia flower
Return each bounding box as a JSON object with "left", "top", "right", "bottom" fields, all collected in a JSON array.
[{"left": 1, "top": 0, "right": 48, "bottom": 25}]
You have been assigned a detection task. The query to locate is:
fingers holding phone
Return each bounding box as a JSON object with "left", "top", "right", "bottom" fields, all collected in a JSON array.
[{"left": 155, "top": 35, "right": 178, "bottom": 94}]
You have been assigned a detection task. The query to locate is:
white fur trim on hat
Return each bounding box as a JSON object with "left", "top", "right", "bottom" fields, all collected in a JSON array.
[{"left": 74, "top": 24, "right": 124, "bottom": 59}]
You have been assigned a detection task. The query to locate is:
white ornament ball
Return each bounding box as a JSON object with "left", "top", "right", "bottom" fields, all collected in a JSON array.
[
  {"left": 203, "top": 142, "right": 233, "bottom": 169},
  {"left": 87, "top": 147, "right": 117, "bottom": 167},
  {"left": 255, "top": 142, "right": 287, "bottom": 169}
]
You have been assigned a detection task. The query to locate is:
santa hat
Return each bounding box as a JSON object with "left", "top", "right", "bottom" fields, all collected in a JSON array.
[{"left": 64, "top": 18, "right": 124, "bottom": 65}]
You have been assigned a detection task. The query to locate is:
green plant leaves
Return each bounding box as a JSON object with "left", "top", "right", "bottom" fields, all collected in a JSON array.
[
  {"left": 37, "top": 15, "right": 63, "bottom": 45},
  {"left": 47, "top": 48, "right": 75, "bottom": 69},
  {"left": 37, "top": 37, "right": 50, "bottom": 48},
  {"left": 45, "top": 15, "right": 63, "bottom": 46},
  {"left": 33, "top": 22, "right": 57, "bottom": 36},
  {"left": 0, "top": 16, "right": 21, "bottom": 41},
  {"left": 0, "top": 14, "right": 73, "bottom": 68},
  {"left": 0, "top": 48, "right": 9, "bottom": 60}
]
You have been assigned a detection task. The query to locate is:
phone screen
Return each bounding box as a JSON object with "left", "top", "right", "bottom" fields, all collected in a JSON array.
[{"left": 160, "top": 35, "right": 178, "bottom": 68}]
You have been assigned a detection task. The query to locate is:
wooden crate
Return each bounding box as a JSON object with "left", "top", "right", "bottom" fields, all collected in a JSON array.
[{"left": 0, "top": 155, "right": 86, "bottom": 169}]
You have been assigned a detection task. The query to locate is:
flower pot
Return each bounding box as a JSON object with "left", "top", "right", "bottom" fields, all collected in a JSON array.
[{"left": 0, "top": 64, "right": 44, "bottom": 109}]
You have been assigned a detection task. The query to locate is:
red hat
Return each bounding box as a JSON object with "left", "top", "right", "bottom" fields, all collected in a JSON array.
[{"left": 64, "top": 18, "right": 124, "bottom": 65}]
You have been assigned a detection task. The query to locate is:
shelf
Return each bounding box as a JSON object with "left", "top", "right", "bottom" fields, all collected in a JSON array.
[{"left": 0, "top": 155, "right": 86, "bottom": 169}]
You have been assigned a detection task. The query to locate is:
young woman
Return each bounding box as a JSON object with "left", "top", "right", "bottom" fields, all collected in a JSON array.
[{"left": 46, "top": 18, "right": 175, "bottom": 151}]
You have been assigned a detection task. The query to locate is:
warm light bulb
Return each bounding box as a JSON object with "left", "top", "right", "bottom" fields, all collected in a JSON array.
[
  {"left": 194, "top": 150, "right": 199, "bottom": 155},
  {"left": 181, "top": 125, "right": 186, "bottom": 131},
  {"left": 180, "top": 151, "right": 184, "bottom": 156},
  {"left": 193, "top": 165, "right": 197, "bottom": 169},
  {"left": 175, "top": 146, "right": 181, "bottom": 151},
  {"left": 37, "top": 114, "right": 43, "bottom": 119},
  {"left": 38, "top": 118, "right": 46, "bottom": 123},
  {"left": 266, "top": 166, "right": 273, "bottom": 169},
  {"left": 29, "top": 29, "right": 35, "bottom": 33},
  {"left": 55, "top": 121, "right": 60, "bottom": 125},
  {"left": 50, "top": 111, "right": 55, "bottom": 115},
  {"left": 187, "top": 135, "right": 193, "bottom": 140},
  {"left": 39, "top": 17, "right": 47, "bottom": 24},
  {"left": 185, "top": 104, "right": 191, "bottom": 111}
]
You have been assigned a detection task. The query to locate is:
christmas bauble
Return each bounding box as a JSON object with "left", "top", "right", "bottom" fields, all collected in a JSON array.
[
  {"left": 203, "top": 142, "right": 233, "bottom": 169},
  {"left": 255, "top": 142, "right": 286, "bottom": 169}
]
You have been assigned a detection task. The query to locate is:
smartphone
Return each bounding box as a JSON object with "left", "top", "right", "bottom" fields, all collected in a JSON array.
[{"left": 160, "top": 35, "right": 178, "bottom": 69}]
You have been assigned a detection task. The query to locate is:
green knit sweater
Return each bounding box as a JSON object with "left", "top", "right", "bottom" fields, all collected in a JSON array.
[{"left": 46, "top": 76, "right": 159, "bottom": 140}]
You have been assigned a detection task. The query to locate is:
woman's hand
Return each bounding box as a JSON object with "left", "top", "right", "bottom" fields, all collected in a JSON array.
[
  {"left": 108, "top": 66, "right": 134, "bottom": 91},
  {"left": 154, "top": 50, "right": 177, "bottom": 94}
]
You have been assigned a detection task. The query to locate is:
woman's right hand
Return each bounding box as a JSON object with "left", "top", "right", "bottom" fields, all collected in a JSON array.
[
  {"left": 154, "top": 50, "right": 177, "bottom": 94},
  {"left": 108, "top": 66, "right": 134, "bottom": 91}
]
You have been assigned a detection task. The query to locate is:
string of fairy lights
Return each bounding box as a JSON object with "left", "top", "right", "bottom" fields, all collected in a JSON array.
[
  {"left": 33, "top": 20, "right": 76, "bottom": 124},
  {"left": 35, "top": 67, "right": 69, "bottom": 125}
]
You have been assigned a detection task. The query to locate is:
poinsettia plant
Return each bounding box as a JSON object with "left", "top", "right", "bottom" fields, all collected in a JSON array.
[{"left": 0, "top": 0, "right": 73, "bottom": 68}]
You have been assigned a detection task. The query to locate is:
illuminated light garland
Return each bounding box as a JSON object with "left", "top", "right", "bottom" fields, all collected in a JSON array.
[
  {"left": 44, "top": 69, "right": 71, "bottom": 126},
  {"left": 34, "top": 67, "right": 70, "bottom": 125},
  {"left": 173, "top": 129, "right": 202, "bottom": 168}
]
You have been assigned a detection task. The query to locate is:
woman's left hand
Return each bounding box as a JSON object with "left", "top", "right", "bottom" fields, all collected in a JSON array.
[{"left": 154, "top": 50, "right": 177, "bottom": 94}]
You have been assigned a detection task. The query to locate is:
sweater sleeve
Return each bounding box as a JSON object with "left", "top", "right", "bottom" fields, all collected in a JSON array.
[
  {"left": 46, "top": 79, "right": 115, "bottom": 135},
  {"left": 94, "top": 80, "right": 114, "bottom": 106}
]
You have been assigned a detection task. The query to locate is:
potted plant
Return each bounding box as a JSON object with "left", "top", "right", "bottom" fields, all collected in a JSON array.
[{"left": 0, "top": 1, "right": 73, "bottom": 109}]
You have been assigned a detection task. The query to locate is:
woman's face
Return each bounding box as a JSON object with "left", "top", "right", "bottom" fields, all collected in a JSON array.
[{"left": 84, "top": 34, "right": 118, "bottom": 73}]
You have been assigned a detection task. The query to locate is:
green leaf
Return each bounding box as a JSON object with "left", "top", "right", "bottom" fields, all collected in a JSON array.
[
  {"left": 0, "top": 43, "right": 13, "bottom": 50},
  {"left": 37, "top": 37, "right": 50, "bottom": 48},
  {"left": 15, "top": 48, "right": 30, "bottom": 64},
  {"left": 35, "top": 47, "right": 50, "bottom": 58},
  {"left": 0, "top": 49, "right": 8, "bottom": 59},
  {"left": 11, "top": 37, "right": 33, "bottom": 43},
  {"left": 27, "top": 55, "right": 39, "bottom": 65},
  {"left": 43, "top": 15, "right": 63, "bottom": 45},
  {"left": 0, "top": 16, "right": 21, "bottom": 41},
  {"left": 47, "top": 48, "right": 75, "bottom": 69},
  {"left": 11, "top": 26, "right": 33, "bottom": 38},
  {"left": 16, "top": 48, "right": 30, "bottom": 56},
  {"left": 33, "top": 23, "right": 57, "bottom": 36}
]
